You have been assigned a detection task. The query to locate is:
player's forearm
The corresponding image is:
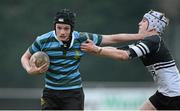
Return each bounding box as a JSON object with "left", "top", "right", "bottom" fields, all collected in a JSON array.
[
  {"left": 96, "top": 46, "right": 129, "bottom": 60},
  {"left": 21, "top": 56, "right": 40, "bottom": 75},
  {"left": 21, "top": 54, "right": 31, "bottom": 73},
  {"left": 102, "top": 34, "right": 144, "bottom": 45},
  {"left": 116, "top": 33, "right": 144, "bottom": 41}
]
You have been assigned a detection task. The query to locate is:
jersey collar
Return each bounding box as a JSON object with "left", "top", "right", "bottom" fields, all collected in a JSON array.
[{"left": 53, "top": 30, "right": 75, "bottom": 49}]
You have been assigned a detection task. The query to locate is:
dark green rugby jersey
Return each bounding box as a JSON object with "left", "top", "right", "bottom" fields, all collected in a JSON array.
[{"left": 29, "top": 31, "right": 102, "bottom": 90}]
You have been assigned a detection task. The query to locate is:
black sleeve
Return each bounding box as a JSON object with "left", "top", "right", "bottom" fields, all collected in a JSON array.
[
  {"left": 128, "top": 48, "right": 138, "bottom": 59},
  {"left": 77, "top": 32, "right": 102, "bottom": 46},
  {"left": 141, "top": 35, "right": 161, "bottom": 53},
  {"left": 117, "top": 44, "right": 138, "bottom": 59},
  {"left": 117, "top": 45, "right": 130, "bottom": 50},
  {"left": 128, "top": 35, "right": 161, "bottom": 57},
  {"left": 116, "top": 35, "right": 161, "bottom": 59}
]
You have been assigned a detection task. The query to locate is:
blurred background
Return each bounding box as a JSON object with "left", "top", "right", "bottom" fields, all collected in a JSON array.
[{"left": 0, "top": 0, "right": 180, "bottom": 110}]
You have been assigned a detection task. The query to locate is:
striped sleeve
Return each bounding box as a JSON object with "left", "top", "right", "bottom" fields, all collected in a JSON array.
[
  {"left": 128, "top": 35, "right": 161, "bottom": 58},
  {"left": 28, "top": 36, "right": 42, "bottom": 54},
  {"left": 78, "top": 32, "right": 102, "bottom": 46},
  {"left": 86, "top": 33, "right": 102, "bottom": 46}
]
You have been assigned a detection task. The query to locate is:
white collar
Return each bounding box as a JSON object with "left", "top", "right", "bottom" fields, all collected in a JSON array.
[{"left": 53, "top": 30, "right": 75, "bottom": 49}]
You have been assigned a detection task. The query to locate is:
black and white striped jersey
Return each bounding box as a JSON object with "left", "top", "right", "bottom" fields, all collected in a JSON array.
[{"left": 127, "top": 35, "right": 180, "bottom": 97}]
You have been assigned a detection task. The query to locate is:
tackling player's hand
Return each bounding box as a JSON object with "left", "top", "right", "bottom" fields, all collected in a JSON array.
[{"left": 81, "top": 39, "right": 100, "bottom": 54}]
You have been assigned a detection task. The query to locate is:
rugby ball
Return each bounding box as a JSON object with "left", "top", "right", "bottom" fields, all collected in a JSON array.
[{"left": 29, "top": 51, "right": 50, "bottom": 67}]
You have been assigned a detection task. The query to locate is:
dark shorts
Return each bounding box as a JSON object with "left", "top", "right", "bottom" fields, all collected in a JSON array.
[
  {"left": 149, "top": 91, "right": 180, "bottom": 110},
  {"left": 41, "top": 87, "right": 84, "bottom": 110}
]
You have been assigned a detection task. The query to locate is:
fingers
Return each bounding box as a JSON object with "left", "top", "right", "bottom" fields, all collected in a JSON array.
[
  {"left": 40, "top": 63, "right": 49, "bottom": 68},
  {"left": 85, "top": 39, "right": 93, "bottom": 43},
  {"left": 81, "top": 39, "right": 93, "bottom": 47},
  {"left": 81, "top": 39, "right": 93, "bottom": 45},
  {"left": 28, "top": 60, "right": 49, "bottom": 74},
  {"left": 38, "top": 63, "right": 49, "bottom": 73},
  {"left": 80, "top": 44, "right": 90, "bottom": 51},
  {"left": 80, "top": 39, "right": 98, "bottom": 53}
]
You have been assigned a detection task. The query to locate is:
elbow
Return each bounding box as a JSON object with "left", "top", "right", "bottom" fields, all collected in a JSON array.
[
  {"left": 26, "top": 68, "right": 36, "bottom": 75},
  {"left": 115, "top": 51, "right": 129, "bottom": 61},
  {"left": 27, "top": 72, "right": 35, "bottom": 75},
  {"left": 21, "top": 53, "right": 32, "bottom": 75},
  {"left": 116, "top": 55, "right": 128, "bottom": 61},
  {"left": 121, "top": 56, "right": 129, "bottom": 61},
  {"left": 21, "top": 55, "right": 24, "bottom": 65},
  {"left": 21, "top": 54, "right": 26, "bottom": 67}
]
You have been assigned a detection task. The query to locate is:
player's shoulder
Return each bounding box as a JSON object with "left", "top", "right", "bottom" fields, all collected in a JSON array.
[
  {"left": 73, "top": 31, "right": 89, "bottom": 43},
  {"left": 73, "top": 31, "right": 88, "bottom": 38},
  {"left": 72, "top": 31, "right": 80, "bottom": 38},
  {"left": 36, "top": 31, "right": 54, "bottom": 41},
  {"left": 143, "top": 35, "right": 161, "bottom": 43}
]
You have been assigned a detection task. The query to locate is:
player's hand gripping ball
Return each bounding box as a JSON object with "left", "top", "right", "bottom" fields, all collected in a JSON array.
[{"left": 29, "top": 51, "right": 50, "bottom": 68}]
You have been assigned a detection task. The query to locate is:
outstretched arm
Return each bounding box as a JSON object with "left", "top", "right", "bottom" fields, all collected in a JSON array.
[
  {"left": 81, "top": 39, "right": 129, "bottom": 60},
  {"left": 101, "top": 30, "right": 156, "bottom": 45},
  {"left": 101, "top": 33, "right": 144, "bottom": 45}
]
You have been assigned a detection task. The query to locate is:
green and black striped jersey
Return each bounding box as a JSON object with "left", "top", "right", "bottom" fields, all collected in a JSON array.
[{"left": 29, "top": 30, "right": 102, "bottom": 90}]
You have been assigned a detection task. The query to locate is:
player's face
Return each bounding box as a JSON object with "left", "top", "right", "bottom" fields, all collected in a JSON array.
[
  {"left": 55, "top": 23, "right": 71, "bottom": 42},
  {"left": 138, "top": 18, "right": 148, "bottom": 34}
]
